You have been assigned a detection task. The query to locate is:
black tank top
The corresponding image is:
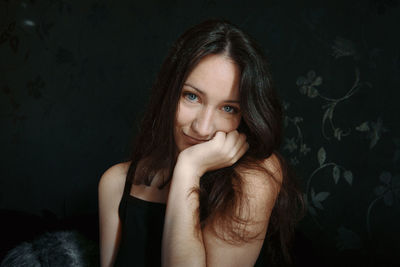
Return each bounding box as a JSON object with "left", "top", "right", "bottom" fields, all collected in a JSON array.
[
  {"left": 114, "top": 179, "right": 166, "bottom": 267},
  {"left": 114, "top": 178, "right": 267, "bottom": 267}
]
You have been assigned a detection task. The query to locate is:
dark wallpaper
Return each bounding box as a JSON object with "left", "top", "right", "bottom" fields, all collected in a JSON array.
[{"left": 1, "top": 0, "right": 399, "bottom": 266}]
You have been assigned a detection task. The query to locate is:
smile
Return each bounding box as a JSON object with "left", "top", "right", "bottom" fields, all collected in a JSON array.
[{"left": 183, "top": 133, "right": 208, "bottom": 145}]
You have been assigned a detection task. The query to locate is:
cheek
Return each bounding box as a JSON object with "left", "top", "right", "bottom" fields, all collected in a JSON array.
[
  {"left": 217, "top": 115, "right": 241, "bottom": 132},
  {"left": 176, "top": 102, "right": 194, "bottom": 127}
]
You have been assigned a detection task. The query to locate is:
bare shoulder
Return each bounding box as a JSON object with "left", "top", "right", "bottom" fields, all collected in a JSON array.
[
  {"left": 201, "top": 154, "right": 283, "bottom": 266},
  {"left": 98, "top": 162, "right": 131, "bottom": 267},
  {"left": 238, "top": 153, "right": 283, "bottom": 196},
  {"left": 260, "top": 153, "right": 283, "bottom": 185},
  {"left": 233, "top": 153, "right": 283, "bottom": 222},
  {"left": 98, "top": 161, "right": 131, "bottom": 199}
]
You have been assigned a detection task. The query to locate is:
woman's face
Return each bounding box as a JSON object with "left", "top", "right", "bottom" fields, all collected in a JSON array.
[{"left": 174, "top": 54, "right": 242, "bottom": 152}]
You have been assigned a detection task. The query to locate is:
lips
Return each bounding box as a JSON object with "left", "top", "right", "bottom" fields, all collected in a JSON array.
[{"left": 183, "top": 133, "right": 208, "bottom": 145}]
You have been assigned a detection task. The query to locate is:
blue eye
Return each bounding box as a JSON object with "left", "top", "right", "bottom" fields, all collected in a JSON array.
[
  {"left": 185, "top": 93, "right": 198, "bottom": 102},
  {"left": 223, "top": 106, "right": 235, "bottom": 113}
]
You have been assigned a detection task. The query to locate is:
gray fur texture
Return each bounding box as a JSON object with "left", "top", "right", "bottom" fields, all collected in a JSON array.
[{"left": 1, "top": 231, "right": 98, "bottom": 267}]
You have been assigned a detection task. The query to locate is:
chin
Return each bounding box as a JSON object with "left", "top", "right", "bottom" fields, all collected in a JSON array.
[
  {"left": 174, "top": 130, "right": 188, "bottom": 152},
  {"left": 177, "top": 143, "right": 189, "bottom": 152}
]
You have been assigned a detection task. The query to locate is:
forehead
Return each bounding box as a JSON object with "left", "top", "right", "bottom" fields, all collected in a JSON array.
[{"left": 184, "top": 54, "right": 240, "bottom": 101}]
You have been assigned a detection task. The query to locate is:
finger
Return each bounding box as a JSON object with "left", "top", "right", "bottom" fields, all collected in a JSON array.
[
  {"left": 209, "top": 131, "right": 225, "bottom": 144},
  {"left": 231, "top": 141, "right": 249, "bottom": 164},
  {"left": 230, "top": 133, "right": 246, "bottom": 155},
  {"left": 237, "top": 133, "right": 247, "bottom": 149},
  {"left": 213, "top": 131, "right": 226, "bottom": 140},
  {"left": 211, "top": 131, "right": 226, "bottom": 149},
  {"left": 224, "top": 137, "right": 247, "bottom": 166},
  {"left": 223, "top": 130, "right": 240, "bottom": 151}
]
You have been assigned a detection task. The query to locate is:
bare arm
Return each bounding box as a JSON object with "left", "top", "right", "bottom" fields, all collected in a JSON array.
[
  {"left": 162, "top": 131, "right": 245, "bottom": 267},
  {"left": 162, "top": 159, "right": 207, "bottom": 267},
  {"left": 202, "top": 155, "right": 282, "bottom": 267},
  {"left": 162, "top": 131, "right": 281, "bottom": 267},
  {"left": 98, "top": 163, "right": 129, "bottom": 267}
]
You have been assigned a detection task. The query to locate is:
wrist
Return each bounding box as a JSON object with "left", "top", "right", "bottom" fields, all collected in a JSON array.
[
  {"left": 168, "top": 157, "right": 202, "bottom": 199},
  {"left": 175, "top": 153, "right": 204, "bottom": 180}
]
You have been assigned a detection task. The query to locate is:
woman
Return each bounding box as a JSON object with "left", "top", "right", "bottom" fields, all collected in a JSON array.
[{"left": 99, "top": 19, "right": 303, "bottom": 267}]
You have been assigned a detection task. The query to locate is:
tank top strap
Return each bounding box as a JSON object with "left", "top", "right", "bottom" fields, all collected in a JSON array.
[
  {"left": 122, "top": 175, "right": 132, "bottom": 197},
  {"left": 118, "top": 174, "right": 131, "bottom": 222}
]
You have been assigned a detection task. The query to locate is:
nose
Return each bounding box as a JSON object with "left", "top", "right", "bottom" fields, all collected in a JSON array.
[{"left": 191, "top": 107, "right": 215, "bottom": 139}]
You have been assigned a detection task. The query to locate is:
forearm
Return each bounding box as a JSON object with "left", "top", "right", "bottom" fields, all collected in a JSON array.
[{"left": 162, "top": 159, "right": 206, "bottom": 267}]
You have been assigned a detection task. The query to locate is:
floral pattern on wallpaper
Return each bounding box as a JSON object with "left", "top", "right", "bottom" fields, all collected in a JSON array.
[{"left": 282, "top": 25, "right": 400, "bottom": 258}]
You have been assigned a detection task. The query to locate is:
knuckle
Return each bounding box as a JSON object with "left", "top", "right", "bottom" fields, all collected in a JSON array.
[
  {"left": 228, "top": 150, "right": 236, "bottom": 160},
  {"left": 222, "top": 148, "right": 230, "bottom": 157}
]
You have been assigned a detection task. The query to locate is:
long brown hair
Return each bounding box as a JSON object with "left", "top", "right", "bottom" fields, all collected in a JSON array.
[{"left": 126, "top": 19, "right": 303, "bottom": 265}]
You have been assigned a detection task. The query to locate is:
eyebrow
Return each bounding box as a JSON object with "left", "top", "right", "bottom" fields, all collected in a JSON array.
[{"left": 183, "top": 83, "right": 240, "bottom": 104}]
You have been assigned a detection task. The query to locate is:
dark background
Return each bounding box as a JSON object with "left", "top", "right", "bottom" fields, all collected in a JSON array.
[{"left": 1, "top": 0, "right": 400, "bottom": 266}]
